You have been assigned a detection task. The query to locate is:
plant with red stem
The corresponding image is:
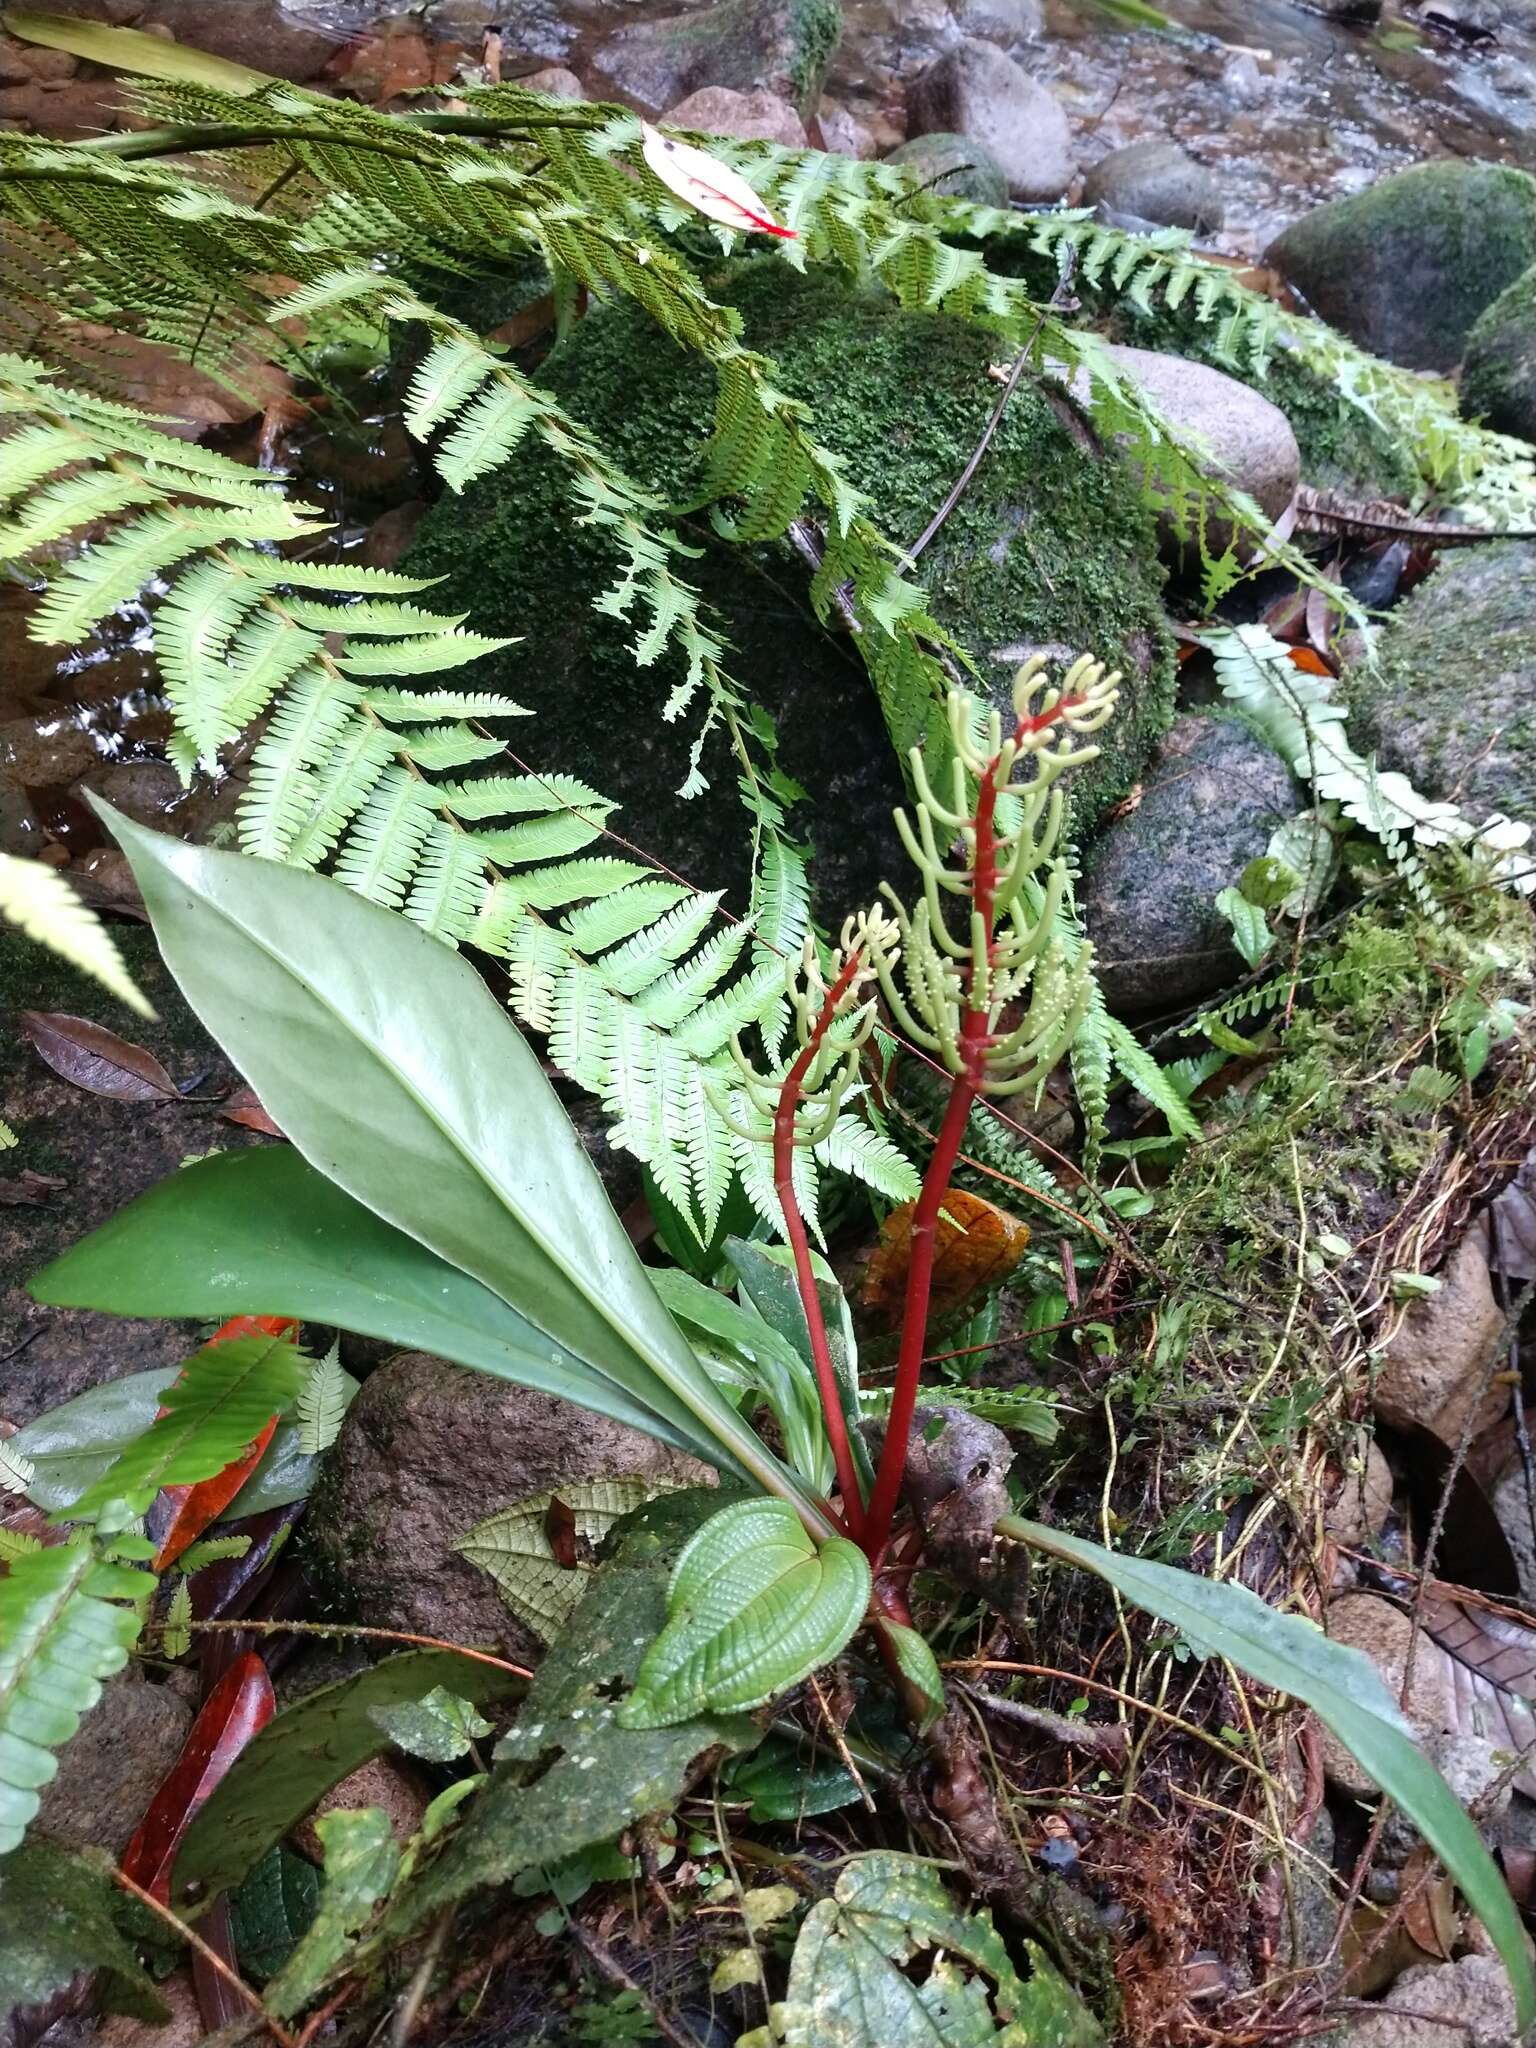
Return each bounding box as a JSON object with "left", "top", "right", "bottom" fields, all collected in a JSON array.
[{"left": 733, "top": 655, "right": 1120, "bottom": 1574}]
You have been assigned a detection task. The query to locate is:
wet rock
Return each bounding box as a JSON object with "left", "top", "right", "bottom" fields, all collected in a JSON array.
[
  {"left": 0, "top": 714, "right": 105, "bottom": 790},
  {"left": 815, "top": 97, "right": 876, "bottom": 157},
  {"left": 1319, "top": 1594, "right": 1455, "bottom": 1797},
  {"left": 0, "top": 75, "right": 120, "bottom": 137},
  {"left": 33, "top": 1674, "right": 192, "bottom": 1857},
  {"left": 949, "top": 0, "right": 1045, "bottom": 37},
  {"left": 1331, "top": 1955, "right": 1517, "bottom": 2047},
  {"left": 589, "top": 0, "right": 843, "bottom": 119},
  {"left": 360, "top": 500, "right": 426, "bottom": 572},
  {"left": 1220, "top": 52, "right": 1268, "bottom": 105},
  {"left": 403, "top": 259, "right": 1175, "bottom": 923},
  {"left": 0, "top": 32, "right": 77, "bottom": 82},
  {"left": 305, "top": 1353, "right": 713, "bottom": 1659},
  {"left": 76, "top": 759, "right": 184, "bottom": 829},
  {"left": 1082, "top": 139, "right": 1225, "bottom": 235},
  {"left": 1266, "top": 162, "right": 1536, "bottom": 372},
  {"left": 1462, "top": 259, "right": 1536, "bottom": 443},
  {"left": 905, "top": 39, "right": 1074, "bottom": 201},
  {"left": 885, "top": 130, "right": 1010, "bottom": 205},
  {"left": 664, "top": 84, "right": 808, "bottom": 146},
  {"left": 1343, "top": 542, "right": 1536, "bottom": 826},
  {"left": 1307, "top": 0, "right": 1383, "bottom": 18},
  {"left": 1048, "top": 341, "right": 1299, "bottom": 559},
  {"left": 135, "top": 0, "right": 338, "bottom": 81},
  {"left": 1081, "top": 715, "right": 1300, "bottom": 1013},
  {"left": 1372, "top": 1233, "right": 1510, "bottom": 1446},
  {"left": 1325, "top": 1432, "right": 1394, "bottom": 1549}
]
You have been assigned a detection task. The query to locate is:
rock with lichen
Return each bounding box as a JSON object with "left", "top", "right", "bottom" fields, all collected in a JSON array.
[
  {"left": 1461, "top": 260, "right": 1536, "bottom": 444},
  {"left": 588, "top": 0, "right": 842, "bottom": 119}
]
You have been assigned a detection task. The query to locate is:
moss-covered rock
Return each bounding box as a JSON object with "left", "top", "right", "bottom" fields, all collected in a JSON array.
[
  {"left": 885, "top": 131, "right": 1009, "bottom": 207},
  {"left": 405, "top": 260, "right": 1175, "bottom": 919},
  {"left": 1344, "top": 541, "right": 1536, "bottom": 824},
  {"left": 1462, "top": 260, "right": 1536, "bottom": 445},
  {"left": 588, "top": 0, "right": 842, "bottom": 119},
  {"left": 1265, "top": 162, "right": 1536, "bottom": 373}
]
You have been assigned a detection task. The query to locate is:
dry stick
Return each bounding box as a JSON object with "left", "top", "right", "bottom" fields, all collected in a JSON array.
[
  {"left": 113, "top": 1867, "right": 296, "bottom": 2048},
  {"left": 566, "top": 1925, "right": 706, "bottom": 2048},
  {"left": 388, "top": 1906, "right": 454, "bottom": 2048},
  {"left": 173, "top": 1616, "right": 530, "bottom": 1678}
]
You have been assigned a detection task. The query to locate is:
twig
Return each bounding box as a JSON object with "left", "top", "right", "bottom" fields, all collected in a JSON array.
[
  {"left": 389, "top": 1906, "right": 454, "bottom": 2048},
  {"left": 569, "top": 1922, "right": 707, "bottom": 2048},
  {"left": 954, "top": 1678, "right": 1130, "bottom": 1768},
  {"left": 170, "top": 1617, "right": 530, "bottom": 1677},
  {"left": 113, "top": 1867, "right": 296, "bottom": 2048},
  {"left": 807, "top": 1671, "right": 877, "bottom": 1813}
]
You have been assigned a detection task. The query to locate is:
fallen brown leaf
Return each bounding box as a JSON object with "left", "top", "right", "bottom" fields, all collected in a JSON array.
[
  {"left": 862, "top": 1187, "right": 1030, "bottom": 1325},
  {"left": 19, "top": 1010, "right": 177, "bottom": 1101},
  {"left": 219, "top": 1086, "right": 282, "bottom": 1137}
]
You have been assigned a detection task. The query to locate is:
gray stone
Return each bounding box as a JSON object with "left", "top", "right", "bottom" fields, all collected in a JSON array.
[
  {"left": 1462, "top": 260, "right": 1536, "bottom": 444},
  {"left": 905, "top": 39, "right": 1074, "bottom": 202},
  {"left": 885, "top": 130, "right": 1010, "bottom": 206},
  {"left": 1265, "top": 162, "right": 1536, "bottom": 372},
  {"left": 1325, "top": 1432, "right": 1394, "bottom": 1549},
  {"left": 664, "top": 84, "right": 808, "bottom": 146},
  {"left": 1344, "top": 541, "right": 1536, "bottom": 827},
  {"left": 588, "top": 0, "right": 843, "bottom": 118},
  {"left": 1330, "top": 1955, "right": 1517, "bottom": 2047},
  {"left": 136, "top": 0, "right": 338, "bottom": 81},
  {"left": 1318, "top": 1594, "right": 1455, "bottom": 1798},
  {"left": 33, "top": 1674, "right": 192, "bottom": 1858},
  {"left": 1372, "top": 1233, "right": 1510, "bottom": 1446},
  {"left": 948, "top": 0, "right": 1044, "bottom": 38},
  {"left": 305, "top": 1352, "right": 713, "bottom": 1659},
  {"left": 1082, "top": 139, "right": 1225, "bottom": 235},
  {"left": 514, "top": 65, "right": 586, "bottom": 100},
  {"left": 1081, "top": 715, "right": 1300, "bottom": 1012},
  {"left": 1044, "top": 342, "right": 1300, "bottom": 560}
]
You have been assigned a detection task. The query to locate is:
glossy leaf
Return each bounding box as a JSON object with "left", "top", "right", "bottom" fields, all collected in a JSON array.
[
  {"left": 265, "top": 1808, "right": 399, "bottom": 2021},
  {"left": 617, "top": 1498, "right": 870, "bottom": 1729},
  {"left": 32, "top": 1148, "right": 681, "bottom": 1451},
  {"left": 153, "top": 1315, "right": 297, "bottom": 1569},
  {"left": 229, "top": 1848, "right": 320, "bottom": 1984},
  {"left": 122, "top": 1652, "right": 275, "bottom": 1903},
  {"left": 18, "top": 1010, "right": 175, "bottom": 1102},
  {"left": 0, "top": 1843, "right": 167, "bottom": 2026},
  {"left": 880, "top": 1621, "right": 945, "bottom": 1732},
  {"left": 725, "top": 1737, "right": 861, "bottom": 1823},
  {"left": 65, "top": 1329, "right": 308, "bottom": 1521},
  {"left": 174, "top": 1650, "right": 524, "bottom": 1907},
  {"left": 1000, "top": 1516, "right": 1536, "bottom": 2033},
  {"left": 87, "top": 809, "right": 828, "bottom": 1526},
  {"left": 778, "top": 1851, "right": 1102, "bottom": 2048}
]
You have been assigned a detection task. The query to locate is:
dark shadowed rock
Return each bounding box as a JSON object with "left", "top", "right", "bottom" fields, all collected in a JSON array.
[
  {"left": 1265, "top": 161, "right": 1536, "bottom": 372},
  {"left": 1082, "top": 138, "right": 1225, "bottom": 235},
  {"left": 305, "top": 1353, "right": 713, "bottom": 1659},
  {"left": 1344, "top": 541, "right": 1536, "bottom": 826},
  {"left": 33, "top": 1674, "right": 192, "bottom": 1857},
  {"left": 905, "top": 39, "right": 1074, "bottom": 201},
  {"left": 1082, "top": 715, "right": 1300, "bottom": 1013},
  {"left": 1462, "top": 259, "right": 1536, "bottom": 443},
  {"left": 137, "top": 0, "right": 338, "bottom": 80}
]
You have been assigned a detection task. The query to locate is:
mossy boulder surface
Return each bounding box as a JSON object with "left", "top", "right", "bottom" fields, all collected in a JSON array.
[
  {"left": 1265, "top": 162, "right": 1536, "bottom": 372},
  {"left": 1344, "top": 541, "right": 1536, "bottom": 825},
  {"left": 405, "top": 260, "right": 1174, "bottom": 919},
  {"left": 1462, "top": 261, "right": 1536, "bottom": 445},
  {"left": 589, "top": 0, "right": 842, "bottom": 118}
]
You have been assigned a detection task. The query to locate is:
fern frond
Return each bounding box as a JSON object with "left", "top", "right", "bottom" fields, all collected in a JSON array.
[{"left": 0, "top": 854, "right": 152, "bottom": 1016}]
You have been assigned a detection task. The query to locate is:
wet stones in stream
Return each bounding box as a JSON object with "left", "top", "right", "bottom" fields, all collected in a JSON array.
[
  {"left": 905, "top": 38, "right": 1076, "bottom": 201},
  {"left": 1462, "top": 260, "right": 1536, "bottom": 443},
  {"left": 1081, "top": 138, "right": 1226, "bottom": 235},
  {"left": 588, "top": 0, "right": 843, "bottom": 119},
  {"left": 1265, "top": 161, "right": 1536, "bottom": 372},
  {"left": 885, "top": 129, "right": 1011, "bottom": 205},
  {"left": 304, "top": 1353, "right": 714, "bottom": 1660},
  {"left": 1080, "top": 715, "right": 1301, "bottom": 1014}
]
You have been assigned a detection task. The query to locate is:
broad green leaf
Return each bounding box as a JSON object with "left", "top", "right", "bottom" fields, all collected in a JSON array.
[
  {"left": 778, "top": 1851, "right": 1103, "bottom": 2048},
  {"left": 724, "top": 1736, "right": 862, "bottom": 1823},
  {"left": 455, "top": 1477, "right": 683, "bottom": 1645},
  {"left": 617, "top": 1498, "right": 870, "bottom": 1729},
  {"left": 999, "top": 1517, "right": 1536, "bottom": 2034},
  {"left": 880, "top": 1621, "right": 945, "bottom": 1732},
  {"left": 389, "top": 1490, "right": 762, "bottom": 1937},
  {"left": 174, "top": 1650, "right": 524, "bottom": 1907},
  {"left": 229, "top": 1847, "right": 320, "bottom": 1984},
  {"left": 368, "top": 1686, "right": 491, "bottom": 1763},
  {"left": 726, "top": 1239, "right": 872, "bottom": 1495},
  {"left": 1, "top": 8, "right": 274, "bottom": 90},
  {"left": 33, "top": 1148, "right": 701, "bottom": 1454},
  {"left": 66, "top": 1328, "right": 308, "bottom": 1519},
  {"left": 0, "top": 1843, "right": 168, "bottom": 2025},
  {"left": 265, "top": 1808, "right": 399, "bottom": 2020},
  {"left": 8, "top": 1359, "right": 340, "bottom": 1519},
  {"left": 90, "top": 807, "right": 830, "bottom": 1528}
]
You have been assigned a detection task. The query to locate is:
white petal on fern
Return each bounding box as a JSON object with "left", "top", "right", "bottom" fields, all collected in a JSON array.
[{"left": 639, "top": 124, "right": 794, "bottom": 240}]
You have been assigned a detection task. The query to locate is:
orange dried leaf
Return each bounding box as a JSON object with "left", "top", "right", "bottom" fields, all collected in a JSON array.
[{"left": 862, "top": 1188, "right": 1030, "bottom": 1325}]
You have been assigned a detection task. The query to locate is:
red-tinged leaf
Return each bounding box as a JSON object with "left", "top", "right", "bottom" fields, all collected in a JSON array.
[
  {"left": 545, "top": 1495, "right": 579, "bottom": 1570},
  {"left": 151, "top": 1316, "right": 299, "bottom": 1571},
  {"left": 18, "top": 1010, "right": 177, "bottom": 1101},
  {"left": 188, "top": 1501, "right": 306, "bottom": 1624},
  {"left": 1287, "top": 645, "right": 1335, "bottom": 677},
  {"left": 122, "top": 1652, "right": 275, "bottom": 1903},
  {"left": 220, "top": 1086, "right": 283, "bottom": 1138},
  {"left": 639, "top": 121, "right": 795, "bottom": 238},
  {"left": 190, "top": 1899, "right": 246, "bottom": 2032}
]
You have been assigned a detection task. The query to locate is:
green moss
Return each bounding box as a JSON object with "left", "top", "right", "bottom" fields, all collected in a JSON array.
[
  {"left": 405, "top": 259, "right": 1174, "bottom": 916},
  {"left": 786, "top": 0, "right": 841, "bottom": 105},
  {"left": 1265, "top": 162, "right": 1536, "bottom": 372},
  {"left": 1462, "top": 260, "right": 1536, "bottom": 445}
]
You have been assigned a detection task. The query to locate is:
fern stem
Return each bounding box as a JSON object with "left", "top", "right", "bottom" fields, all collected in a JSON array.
[{"left": 774, "top": 950, "right": 868, "bottom": 1537}]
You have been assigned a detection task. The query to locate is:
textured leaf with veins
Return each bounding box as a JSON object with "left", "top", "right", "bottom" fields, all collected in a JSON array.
[{"left": 455, "top": 1478, "right": 682, "bottom": 1644}]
